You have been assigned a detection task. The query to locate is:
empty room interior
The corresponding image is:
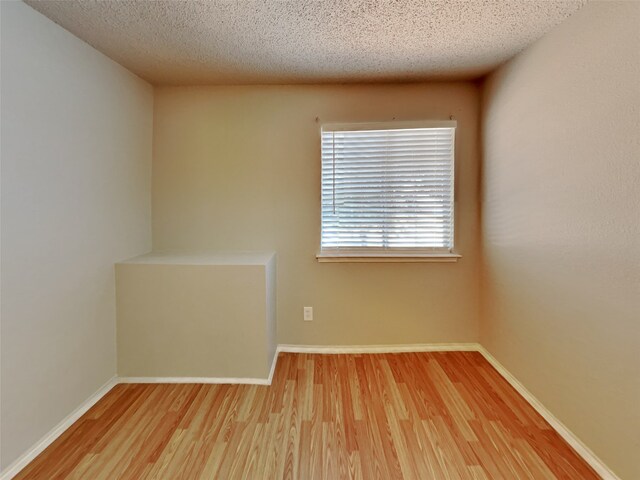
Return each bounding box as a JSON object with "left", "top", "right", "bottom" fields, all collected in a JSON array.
[{"left": 1, "top": 0, "right": 638, "bottom": 479}]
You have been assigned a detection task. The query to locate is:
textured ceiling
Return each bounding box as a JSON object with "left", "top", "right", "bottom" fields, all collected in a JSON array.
[{"left": 24, "top": 0, "right": 587, "bottom": 85}]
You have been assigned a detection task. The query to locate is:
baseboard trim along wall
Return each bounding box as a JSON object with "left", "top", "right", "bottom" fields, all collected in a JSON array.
[
  {"left": 277, "top": 342, "right": 480, "bottom": 354},
  {"left": 476, "top": 346, "right": 621, "bottom": 480},
  {"left": 1, "top": 344, "right": 618, "bottom": 480},
  {"left": 0, "top": 376, "right": 119, "bottom": 480},
  {"left": 118, "top": 376, "right": 272, "bottom": 385}
]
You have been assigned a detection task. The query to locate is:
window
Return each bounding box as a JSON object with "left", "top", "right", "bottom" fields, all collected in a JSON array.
[{"left": 318, "top": 121, "right": 458, "bottom": 262}]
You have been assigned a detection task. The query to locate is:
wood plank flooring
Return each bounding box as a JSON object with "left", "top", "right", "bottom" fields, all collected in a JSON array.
[{"left": 15, "top": 352, "right": 600, "bottom": 479}]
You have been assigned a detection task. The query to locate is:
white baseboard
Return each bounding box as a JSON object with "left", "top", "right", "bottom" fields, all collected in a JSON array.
[
  {"left": 118, "top": 376, "right": 271, "bottom": 385},
  {"left": 2, "top": 345, "right": 618, "bottom": 480},
  {"left": 267, "top": 349, "right": 279, "bottom": 384},
  {"left": 277, "top": 342, "right": 480, "bottom": 354},
  {"left": 0, "top": 376, "right": 118, "bottom": 480},
  {"left": 476, "top": 345, "right": 620, "bottom": 480}
]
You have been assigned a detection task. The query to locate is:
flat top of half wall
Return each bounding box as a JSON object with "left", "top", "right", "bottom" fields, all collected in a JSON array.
[{"left": 118, "top": 251, "right": 276, "bottom": 266}]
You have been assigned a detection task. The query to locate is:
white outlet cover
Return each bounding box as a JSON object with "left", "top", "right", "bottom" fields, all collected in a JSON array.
[{"left": 303, "top": 307, "right": 313, "bottom": 321}]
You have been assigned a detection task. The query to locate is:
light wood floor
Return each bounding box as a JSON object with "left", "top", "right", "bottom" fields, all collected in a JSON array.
[{"left": 16, "top": 352, "right": 600, "bottom": 479}]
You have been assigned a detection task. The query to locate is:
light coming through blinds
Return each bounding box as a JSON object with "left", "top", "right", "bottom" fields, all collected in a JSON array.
[{"left": 321, "top": 122, "right": 455, "bottom": 254}]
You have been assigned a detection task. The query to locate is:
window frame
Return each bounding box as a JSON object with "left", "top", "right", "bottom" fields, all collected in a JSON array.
[{"left": 317, "top": 120, "right": 460, "bottom": 263}]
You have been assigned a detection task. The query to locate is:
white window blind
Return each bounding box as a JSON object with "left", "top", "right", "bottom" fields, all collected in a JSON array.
[{"left": 320, "top": 121, "right": 455, "bottom": 255}]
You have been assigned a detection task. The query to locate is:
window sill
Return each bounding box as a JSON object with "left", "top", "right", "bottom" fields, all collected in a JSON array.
[{"left": 316, "top": 253, "right": 461, "bottom": 263}]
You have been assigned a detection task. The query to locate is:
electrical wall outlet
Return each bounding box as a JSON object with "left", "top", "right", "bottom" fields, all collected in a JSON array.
[{"left": 303, "top": 306, "right": 313, "bottom": 321}]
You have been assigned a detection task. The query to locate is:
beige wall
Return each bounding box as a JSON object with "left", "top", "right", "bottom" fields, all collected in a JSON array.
[
  {"left": 8, "top": 0, "right": 634, "bottom": 475},
  {"left": 116, "top": 252, "right": 276, "bottom": 379},
  {"left": 153, "top": 83, "right": 481, "bottom": 346},
  {"left": 0, "top": 1, "right": 153, "bottom": 471},
  {"left": 481, "top": 2, "right": 640, "bottom": 478}
]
